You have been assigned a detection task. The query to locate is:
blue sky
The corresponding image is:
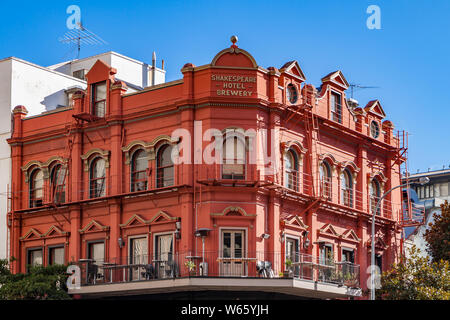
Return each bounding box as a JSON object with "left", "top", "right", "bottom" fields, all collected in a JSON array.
[{"left": 1, "top": 0, "right": 449, "bottom": 174}]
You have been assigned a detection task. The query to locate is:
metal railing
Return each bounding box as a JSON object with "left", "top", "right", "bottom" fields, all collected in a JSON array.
[{"left": 74, "top": 251, "right": 360, "bottom": 288}]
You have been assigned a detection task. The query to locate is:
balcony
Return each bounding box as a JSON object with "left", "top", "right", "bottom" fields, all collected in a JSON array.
[{"left": 70, "top": 251, "right": 361, "bottom": 299}]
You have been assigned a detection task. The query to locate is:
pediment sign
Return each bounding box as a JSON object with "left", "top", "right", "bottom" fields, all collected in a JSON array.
[
  {"left": 364, "top": 100, "right": 386, "bottom": 119},
  {"left": 79, "top": 220, "right": 110, "bottom": 234},
  {"left": 148, "top": 210, "right": 178, "bottom": 224},
  {"left": 120, "top": 214, "right": 151, "bottom": 228},
  {"left": 279, "top": 60, "right": 306, "bottom": 82},
  {"left": 284, "top": 216, "right": 308, "bottom": 230},
  {"left": 340, "top": 229, "right": 361, "bottom": 243},
  {"left": 318, "top": 223, "right": 339, "bottom": 238},
  {"left": 42, "top": 225, "right": 70, "bottom": 238},
  {"left": 321, "top": 70, "right": 349, "bottom": 90},
  {"left": 210, "top": 206, "right": 256, "bottom": 217},
  {"left": 20, "top": 228, "right": 42, "bottom": 241},
  {"left": 367, "top": 236, "right": 388, "bottom": 250}
]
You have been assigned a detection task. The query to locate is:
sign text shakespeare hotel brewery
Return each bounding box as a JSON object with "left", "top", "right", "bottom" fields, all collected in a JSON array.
[{"left": 212, "top": 74, "right": 256, "bottom": 97}]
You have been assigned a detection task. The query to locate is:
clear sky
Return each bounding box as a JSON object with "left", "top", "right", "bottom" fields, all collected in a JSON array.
[{"left": 1, "top": 0, "right": 448, "bottom": 174}]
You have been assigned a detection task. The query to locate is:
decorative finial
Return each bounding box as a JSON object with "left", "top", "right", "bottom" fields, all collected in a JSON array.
[{"left": 230, "top": 35, "right": 238, "bottom": 46}]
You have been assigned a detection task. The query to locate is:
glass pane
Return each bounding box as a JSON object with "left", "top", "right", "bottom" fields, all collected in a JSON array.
[
  {"left": 30, "top": 250, "right": 43, "bottom": 266},
  {"left": 95, "top": 82, "right": 107, "bottom": 101},
  {"left": 234, "top": 232, "right": 242, "bottom": 258},
  {"left": 50, "top": 247, "right": 65, "bottom": 265},
  {"left": 440, "top": 183, "right": 448, "bottom": 197},
  {"left": 157, "top": 235, "right": 173, "bottom": 261},
  {"left": 131, "top": 237, "right": 147, "bottom": 264},
  {"left": 93, "top": 159, "right": 106, "bottom": 178},
  {"left": 223, "top": 233, "right": 231, "bottom": 258},
  {"left": 89, "top": 243, "right": 104, "bottom": 262},
  {"left": 133, "top": 150, "right": 148, "bottom": 172}
]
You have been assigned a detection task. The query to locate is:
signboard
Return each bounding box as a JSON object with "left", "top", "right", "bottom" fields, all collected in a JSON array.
[{"left": 212, "top": 74, "right": 256, "bottom": 97}]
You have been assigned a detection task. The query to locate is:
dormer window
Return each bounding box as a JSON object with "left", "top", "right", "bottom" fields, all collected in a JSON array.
[
  {"left": 330, "top": 92, "right": 342, "bottom": 123},
  {"left": 286, "top": 84, "right": 298, "bottom": 104},
  {"left": 370, "top": 121, "right": 380, "bottom": 138},
  {"left": 92, "top": 81, "right": 107, "bottom": 117}
]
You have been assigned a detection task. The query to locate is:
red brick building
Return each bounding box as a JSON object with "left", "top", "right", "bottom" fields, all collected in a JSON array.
[{"left": 7, "top": 38, "right": 404, "bottom": 299}]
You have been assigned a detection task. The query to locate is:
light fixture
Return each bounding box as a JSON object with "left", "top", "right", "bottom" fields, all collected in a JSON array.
[
  {"left": 280, "top": 232, "right": 285, "bottom": 243},
  {"left": 175, "top": 221, "right": 181, "bottom": 239},
  {"left": 418, "top": 177, "right": 430, "bottom": 185},
  {"left": 118, "top": 236, "right": 125, "bottom": 248},
  {"left": 303, "top": 230, "right": 310, "bottom": 249},
  {"left": 261, "top": 233, "right": 270, "bottom": 239}
]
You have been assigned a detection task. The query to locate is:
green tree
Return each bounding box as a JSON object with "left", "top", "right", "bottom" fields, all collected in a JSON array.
[
  {"left": 424, "top": 200, "right": 450, "bottom": 262},
  {"left": 376, "top": 246, "right": 450, "bottom": 300},
  {"left": 0, "top": 258, "right": 71, "bottom": 300}
]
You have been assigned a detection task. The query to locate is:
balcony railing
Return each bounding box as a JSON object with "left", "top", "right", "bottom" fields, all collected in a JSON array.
[{"left": 74, "top": 251, "right": 360, "bottom": 289}]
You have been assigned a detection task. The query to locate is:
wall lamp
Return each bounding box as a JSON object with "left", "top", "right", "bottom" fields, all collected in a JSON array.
[
  {"left": 175, "top": 221, "right": 181, "bottom": 239},
  {"left": 303, "top": 231, "right": 310, "bottom": 249},
  {"left": 261, "top": 233, "right": 270, "bottom": 240},
  {"left": 118, "top": 236, "right": 125, "bottom": 249}
]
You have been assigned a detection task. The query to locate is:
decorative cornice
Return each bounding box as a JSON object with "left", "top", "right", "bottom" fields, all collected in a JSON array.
[{"left": 81, "top": 148, "right": 110, "bottom": 172}]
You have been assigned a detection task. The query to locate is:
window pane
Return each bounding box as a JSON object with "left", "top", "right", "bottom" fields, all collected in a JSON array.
[
  {"left": 95, "top": 82, "right": 106, "bottom": 101},
  {"left": 440, "top": 183, "right": 448, "bottom": 197},
  {"left": 89, "top": 242, "right": 104, "bottom": 262},
  {"left": 29, "top": 249, "right": 43, "bottom": 267},
  {"left": 223, "top": 233, "right": 231, "bottom": 258},
  {"left": 50, "top": 247, "right": 65, "bottom": 265}
]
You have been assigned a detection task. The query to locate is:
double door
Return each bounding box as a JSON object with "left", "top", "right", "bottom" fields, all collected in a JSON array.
[{"left": 220, "top": 230, "right": 246, "bottom": 276}]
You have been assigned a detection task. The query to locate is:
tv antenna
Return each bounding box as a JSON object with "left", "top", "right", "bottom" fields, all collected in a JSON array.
[
  {"left": 58, "top": 22, "right": 107, "bottom": 60},
  {"left": 348, "top": 83, "right": 380, "bottom": 99}
]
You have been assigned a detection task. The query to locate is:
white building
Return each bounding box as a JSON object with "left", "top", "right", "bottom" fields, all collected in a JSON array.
[
  {"left": 403, "top": 169, "right": 450, "bottom": 258},
  {"left": 0, "top": 51, "right": 166, "bottom": 259}
]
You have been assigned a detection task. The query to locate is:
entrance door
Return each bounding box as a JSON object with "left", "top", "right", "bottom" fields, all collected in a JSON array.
[
  {"left": 130, "top": 237, "right": 148, "bottom": 280},
  {"left": 285, "top": 237, "right": 300, "bottom": 276},
  {"left": 155, "top": 234, "right": 174, "bottom": 279},
  {"left": 220, "top": 230, "right": 246, "bottom": 276}
]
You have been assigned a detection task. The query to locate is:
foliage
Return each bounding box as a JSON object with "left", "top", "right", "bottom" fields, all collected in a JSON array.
[
  {"left": 0, "top": 258, "right": 71, "bottom": 300},
  {"left": 376, "top": 246, "right": 450, "bottom": 300},
  {"left": 424, "top": 200, "right": 450, "bottom": 262},
  {"left": 184, "top": 260, "right": 196, "bottom": 272}
]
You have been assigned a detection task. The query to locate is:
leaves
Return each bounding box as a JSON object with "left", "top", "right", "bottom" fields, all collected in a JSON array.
[
  {"left": 377, "top": 246, "right": 450, "bottom": 300},
  {"left": 0, "top": 259, "right": 71, "bottom": 300},
  {"left": 424, "top": 200, "right": 450, "bottom": 262}
]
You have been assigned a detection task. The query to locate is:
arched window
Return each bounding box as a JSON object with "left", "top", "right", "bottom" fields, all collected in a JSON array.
[
  {"left": 131, "top": 149, "right": 148, "bottom": 192},
  {"left": 284, "top": 149, "right": 299, "bottom": 191},
  {"left": 370, "top": 179, "right": 381, "bottom": 215},
  {"left": 29, "top": 169, "right": 44, "bottom": 208},
  {"left": 157, "top": 145, "right": 174, "bottom": 188},
  {"left": 50, "top": 164, "right": 66, "bottom": 203},
  {"left": 90, "top": 158, "right": 106, "bottom": 198},
  {"left": 319, "top": 161, "right": 332, "bottom": 199},
  {"left": 340, "top": 169, "right": 353, "bottom": 207},
  {"left": 222, "top": 136, "right": 245, "bottom": 180}
]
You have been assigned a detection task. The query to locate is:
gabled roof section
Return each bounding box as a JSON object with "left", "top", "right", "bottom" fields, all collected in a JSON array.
[
  {"left": 363, "top": 100, "right": 386, "bottom": 119},
  {"left": 148, "top": 210, "right": 178, "bottom": 224},
  {"left": 20, "top": 228, "right": 42, "bottom": 241},
  {"left": 285, "top": 216, "right": 309, "bottom": 230},
  {"left": 85, "top": 59, "right": 117, "bottom": 84},
  {"left": 279, "top": 60, "right": 306, "bottom": 81},
  {"left": 79, "top": 220, "right": 110, "bottom": 234},
  {"left": 42, "top": 225, "right": 69, "bottom": 238},
  {"left": 321, "top": 70, "right": 349, "bottom": 90},
  {"left": 319, "top": 223, "right": 339, "bottom": 238},
  {"left": 120, "top": 214, "right": 151, "bottom": 228},
  {"left": 211, "top": 45, "right": 257, "bottom": 68},
  {"left": 341, "top": 229, "right": 361, "bottom": 243}
]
